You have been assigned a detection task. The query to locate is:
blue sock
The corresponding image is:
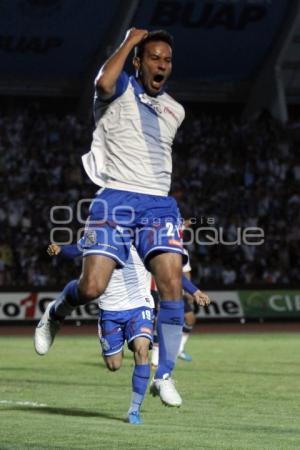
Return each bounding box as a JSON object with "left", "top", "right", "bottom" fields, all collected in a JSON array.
[
  {"left": 155, "top": 300, "right": 184, "bottom": 379},
  {"left": 128, "top": 364, "right": 150, "bottom": 413},
  {"left": 50, "top": 279, "right": 79, "bottom": 320}
]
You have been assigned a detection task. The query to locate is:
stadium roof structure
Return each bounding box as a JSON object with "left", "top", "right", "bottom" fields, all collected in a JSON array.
[{"left": 1, "top": 0, "right": 300, "bottom": 118}]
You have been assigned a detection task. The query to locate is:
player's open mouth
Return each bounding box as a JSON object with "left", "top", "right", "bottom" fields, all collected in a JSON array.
[{"left": 151, "top": 74, "right": 165, "bottom": 89}]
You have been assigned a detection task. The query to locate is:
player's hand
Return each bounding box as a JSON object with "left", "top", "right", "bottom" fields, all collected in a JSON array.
[
  {"left": 124, "top": 28, "right": 148, "bottom": 46},
  {"left": 47, "top": 244, "right": 61, "bottom": 256},
  {"left": 193, "top": 290, "right": 210, "bottom": 307}
]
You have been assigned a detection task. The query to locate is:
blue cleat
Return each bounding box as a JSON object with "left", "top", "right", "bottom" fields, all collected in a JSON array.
[
  {"left": 178, "top": 351, "right": 192, "bottom": 362},
  {"left": 127, "top": 411, "right": 143, "bottom": 425}
]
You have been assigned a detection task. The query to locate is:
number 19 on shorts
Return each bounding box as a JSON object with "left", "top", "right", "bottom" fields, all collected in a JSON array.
[{"left": 142, "top": 310, "right": 152, "bottom": 321}]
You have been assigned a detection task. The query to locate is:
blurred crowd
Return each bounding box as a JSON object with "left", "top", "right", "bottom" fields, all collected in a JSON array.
[
  {"left": 174, "top": 111, "right": 300, "bottom": 286},
  {"left": 0, "top": 103, "right": 299, "bottom": 288},
  {"left": 0, "top": 103, "right": 94, "bottom": 288}
]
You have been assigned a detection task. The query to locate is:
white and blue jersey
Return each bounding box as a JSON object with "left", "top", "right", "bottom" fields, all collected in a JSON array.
[
  {"left": 82, "top": 71, "right": 185, "bottom": 196},
  {"left": 60, "top": 242, "right": 154, "bottom": 356},
  {"left": 59, "top": 243, "right": 198, "bottom": 356},
  {"left": 81, "top": 71, "right": 185, "bottom": 266},
  {"left": 60, "top": 243, "right": 197, "bottom": 304},
  {"left": 97, "top": 245, "right": 154, "bottom": 311},
  {"left": 61, "top": 242, "right": 154, "bottom": 311}
]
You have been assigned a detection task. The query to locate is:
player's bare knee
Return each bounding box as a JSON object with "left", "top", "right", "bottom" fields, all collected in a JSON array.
[
  {"left": 134, "top": 345, "right": 149, "bottom": 364},
  {"left": 78, "top": 279, "right": 104, "bottom": 301},
  {"left": 106, "top": 360, "right": 121, "bottom": 371}
]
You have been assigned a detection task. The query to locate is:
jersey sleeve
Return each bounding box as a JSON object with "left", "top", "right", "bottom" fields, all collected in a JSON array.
[
  {"left": 95, "top": 71, "right": 129, "bottom": 102},
  {"left": 94, "top": 71, "right": 129, "bottom": 123},
  {"left": 60, "top": 244, "right": 82, "bottom": 259}
]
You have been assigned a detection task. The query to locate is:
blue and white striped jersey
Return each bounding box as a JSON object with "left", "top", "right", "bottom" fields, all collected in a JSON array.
[
  {"left": 96, "top": 245, "right": 154, "bottom": 311},
  {"left": 82, "top": 72, "right": 185, "bottom": 196},
  {"left": 60, "top": 242, "right": 154, "bottom": 311}
]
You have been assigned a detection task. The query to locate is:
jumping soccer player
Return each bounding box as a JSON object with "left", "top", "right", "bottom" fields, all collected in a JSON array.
[{"left": 35, "top": 28, "right": 187, "bottom": 406}]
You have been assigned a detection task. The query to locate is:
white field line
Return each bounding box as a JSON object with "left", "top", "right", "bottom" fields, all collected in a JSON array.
[{"left": 0, "top": 400, "right": 47, "bottom": 407}]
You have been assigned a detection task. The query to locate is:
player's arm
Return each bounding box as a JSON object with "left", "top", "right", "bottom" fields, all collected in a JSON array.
[
  {"left": 47, "top": 244, "right": 82, "bottom": 259},
  {"left": 95, "top": 27, "right": 148, "bottom": 99},
  {"left": 181, "top": 274, "right": 210, "bottom": 307}
]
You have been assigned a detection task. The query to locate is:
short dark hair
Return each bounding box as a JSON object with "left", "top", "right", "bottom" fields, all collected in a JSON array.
[{"left": 134, "top": 30, "right": 174, "bottom": 59}]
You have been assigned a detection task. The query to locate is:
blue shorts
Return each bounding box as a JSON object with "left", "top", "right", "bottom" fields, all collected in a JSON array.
[
  {"left": 82, "top": 188, "right": 184, "bottom": 267},
  {"left": 98, "top": 306, "right": 154, "bottom": 357}
]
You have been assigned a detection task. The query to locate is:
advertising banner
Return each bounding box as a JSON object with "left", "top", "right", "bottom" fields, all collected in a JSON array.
[
  {"left": 239, "top": 290, "right": 300, "bottom": 319},
  {"left": 0, "top": 290, "right": 299, "bottom": 321},
  {"left": 0, "top": 0, "right": 290, "bottom": 85},
  {"left": 0, "top": 292, "right": 99, "bottom": 321},
  {"left": 196, "top": 291, "right": 244, "bottom": 319},
  {"left": 134, "top": 0, "right": 289, "bottom": 80}
]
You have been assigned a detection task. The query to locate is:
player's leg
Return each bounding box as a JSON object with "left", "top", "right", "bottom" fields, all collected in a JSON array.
[
  {"left": 34, "top": 255, "right": 116, "bottom": 355},
  {"left": 150, "top": 253, "right": 183, "bottom": 377},
  {"left": 35, "top": 189, "right": 134, "bottom": 355},
  {"left": 151, "top": 328, "right": 159, "bottom": 368},
  {"left": 150, "top": 289, "right": 160, "bottom": 368},
  {"left": 148, "top": 252, "right": 184, "bottom": 406},
  {"left": 103, "top": 352, "right": 123, "bottom": 371},
  {"left": 127, "top": 337, "right": 151, "bottom": 424},
  {"left": 151, "top": 289, "right": 196, "bottom": 365},
  {"left": 98, "top": 310, "right": 125, "bottom": 370},
  {"left": 135, "top": 193, "right": 185, "bottom": 405},
  {"left": 125, "top": 307, "right": 153, "bottom": 424},
  {"left": 53, "top": 255, "right": 116, "bottom": 319},
  {"left": 51, "top": 214, "right": 130, "bottom": 322}
]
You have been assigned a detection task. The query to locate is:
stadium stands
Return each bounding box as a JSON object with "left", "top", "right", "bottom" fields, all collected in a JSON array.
[{"left": 1, "top": 103, "right": 299, "bottom": 288}]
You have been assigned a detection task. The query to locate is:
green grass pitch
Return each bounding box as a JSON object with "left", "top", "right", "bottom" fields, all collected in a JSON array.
[{"left": 0, "top": 332, "right": 300, "bottom": 450}]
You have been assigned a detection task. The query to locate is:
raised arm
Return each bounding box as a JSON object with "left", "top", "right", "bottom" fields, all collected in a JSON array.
[{"left": 95, "top": 28, "right": 148, "bottom": 98}]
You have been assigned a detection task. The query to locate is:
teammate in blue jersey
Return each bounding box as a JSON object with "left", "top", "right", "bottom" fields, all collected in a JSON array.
[
  {"left": 46, "top": 242, "right": 154, "bottom": 424},
  {"left": 35, "top": 28, "right": 189, "bottom": 406}
]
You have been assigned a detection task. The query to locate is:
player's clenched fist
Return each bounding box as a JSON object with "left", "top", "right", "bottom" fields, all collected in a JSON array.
[
  {"left": 193, "top": 290, "right": 210, "bottom": 307},
  {"left": 47, "top": 244, "right": 61, "bottom": 256},
  {"left": 123, "top": 28, "right": 148, "bottom": 46}
]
